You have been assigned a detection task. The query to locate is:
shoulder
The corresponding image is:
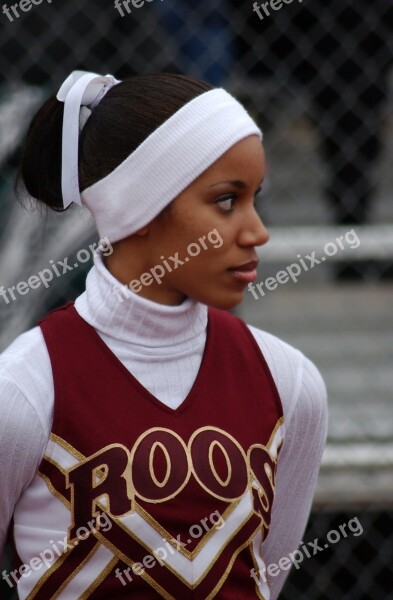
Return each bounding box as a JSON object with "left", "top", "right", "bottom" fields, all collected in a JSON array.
[
  {"left": 246, "top": 323, "right": 328, "bottom": 432},
  {"left": 0, "top": 325, "right": 54, "bottom": 434},
  {"left": 1, "top": 325, "right": 51, "bottom": 384}
]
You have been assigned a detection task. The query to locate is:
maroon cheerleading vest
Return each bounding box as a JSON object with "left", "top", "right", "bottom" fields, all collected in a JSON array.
[{"left": 33, "top": 301, "right": 284, "bottom": 599}]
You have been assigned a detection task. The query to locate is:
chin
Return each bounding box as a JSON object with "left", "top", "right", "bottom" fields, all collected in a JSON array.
[{"left": 204, "top": 292, "right": 244, "bottom": 311}]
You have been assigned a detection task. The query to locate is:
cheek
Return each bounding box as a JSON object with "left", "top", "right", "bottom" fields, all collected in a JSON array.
[
  {"left": 185, "top": 244, "right": 226, "bottom": 274},
  {"left": 163, "top": 196, "right": 230, "bottom": 255}
]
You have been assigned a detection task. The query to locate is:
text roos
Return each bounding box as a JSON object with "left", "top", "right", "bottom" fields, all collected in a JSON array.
[{"left": 67, "top": 426, "right": 276, "bottom": 541}]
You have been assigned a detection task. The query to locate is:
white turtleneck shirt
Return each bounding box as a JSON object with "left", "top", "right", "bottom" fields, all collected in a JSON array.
[{"left": 0, "top": 251, "right": 328, "bottom": 599}]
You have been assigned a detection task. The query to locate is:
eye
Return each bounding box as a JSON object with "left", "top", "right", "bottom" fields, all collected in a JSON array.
[{"left": 215, "top": 194, "right": 238, "bottom": 212}]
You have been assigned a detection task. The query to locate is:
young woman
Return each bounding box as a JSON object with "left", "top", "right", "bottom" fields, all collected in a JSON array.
[{"left": 0, "top": 71, "right": 328, "bottom": 599}]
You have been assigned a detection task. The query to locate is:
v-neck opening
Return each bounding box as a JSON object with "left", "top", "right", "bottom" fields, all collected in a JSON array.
[{"left": 70, "top": 304, "right": 213, "bottom": 416}]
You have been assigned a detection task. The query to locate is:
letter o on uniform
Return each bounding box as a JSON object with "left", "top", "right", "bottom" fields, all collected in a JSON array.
[
  {"left": 131, "top": 429, "right": 191, "bottom": 502},
  {"left": 189, "top": 427, "right": 248, "bottom": 501}
]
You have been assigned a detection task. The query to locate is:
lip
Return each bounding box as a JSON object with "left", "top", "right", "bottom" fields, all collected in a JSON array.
[
  {"left": 227, "top": 260, "right": 259, "bottom": 284},
  {"left": 228, "top": 260, "right": 259, "bottom": 272}
]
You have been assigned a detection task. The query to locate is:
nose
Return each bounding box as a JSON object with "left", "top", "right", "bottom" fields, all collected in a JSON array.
[
  {"left": 239, "top": 208, "right": 270, "bottom": 248},
  {"left": 255, "top": 220, "right": 270, "bottom": 247}
]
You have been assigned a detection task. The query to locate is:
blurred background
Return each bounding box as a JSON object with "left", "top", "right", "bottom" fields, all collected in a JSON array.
[{"left": 0, "top": 0, "right": 392, "bottom": 597}]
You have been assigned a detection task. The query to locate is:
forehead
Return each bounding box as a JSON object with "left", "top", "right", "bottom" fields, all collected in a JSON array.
[
  {"left": 171, "top": 136, "right": 265, "bottom": 206},
  {"left": 200, "top": 136, "right": 265, "bottom": 182}
]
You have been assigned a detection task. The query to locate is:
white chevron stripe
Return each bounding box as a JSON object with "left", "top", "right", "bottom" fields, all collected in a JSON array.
[
  {"left": 55, "top": 544, "right": 115, "bottom": 599},
  {"left": 116, "top": 489, "right": 255, "bottom": 585},
  {"left": 268, "top": 423, "right": 285, "bottom": 460},
  {"left": 46, "top": 438, "right": 80, "bottom": 470},
  {"left": 252, "top": 530, "right": 270, "bottom": 600}
]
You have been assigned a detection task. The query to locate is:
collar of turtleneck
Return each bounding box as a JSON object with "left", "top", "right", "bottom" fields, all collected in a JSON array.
[{"left": 74, "top": 251, "right": 208, "bottom": 349}]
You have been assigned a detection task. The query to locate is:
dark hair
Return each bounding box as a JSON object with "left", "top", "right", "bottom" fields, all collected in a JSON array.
[{"left": 15, "top": 73, "right": 214, "bottom": 211}]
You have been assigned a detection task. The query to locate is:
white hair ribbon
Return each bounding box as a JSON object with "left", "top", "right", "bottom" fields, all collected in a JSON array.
[{"left": 56, "top": 70, "right": 121, "bottom": 208}]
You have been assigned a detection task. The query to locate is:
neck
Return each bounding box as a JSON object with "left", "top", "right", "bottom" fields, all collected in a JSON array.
[
  {"left": 103, "top": 238, "right": 186, "bottom": 307},
  {"left": 74, "top": 251, "right": 208, "bottom": 347}
]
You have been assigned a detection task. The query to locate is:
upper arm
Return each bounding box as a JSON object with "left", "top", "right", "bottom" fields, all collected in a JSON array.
[
  {"left": 0, "top": 327, "right": 53, "bottom": 559},
  {"left": 0, "top": 378, "right": 48, "bottom": 558},
  {"left": 246, "top": 324, "right": 328, "bottom": 599},
  {"left": 263, "top": 353, "right": 328, "bottom": 598}
]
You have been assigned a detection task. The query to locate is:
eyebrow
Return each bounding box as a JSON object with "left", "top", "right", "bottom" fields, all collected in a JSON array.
[
  {"left": 209, "top": 179, "right": 264, "bottom": 189},
  {"left": 209, "top": 180, "right": 245, "bottom": 189}
]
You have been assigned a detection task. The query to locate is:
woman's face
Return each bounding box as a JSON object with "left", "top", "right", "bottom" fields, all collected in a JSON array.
[
  {"left": 142, "top": 134, "right": 269, "bottom": 309},
  {"left": 107, "top": 135, "right": 269, "bottom": 308}
]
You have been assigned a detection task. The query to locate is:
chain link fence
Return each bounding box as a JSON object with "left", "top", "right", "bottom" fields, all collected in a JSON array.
[{"left": 0, "top": 1, "right": 392, "bottom": 598}]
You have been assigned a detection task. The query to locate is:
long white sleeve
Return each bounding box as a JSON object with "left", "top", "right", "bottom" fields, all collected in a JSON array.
[
  {"left": 0, "top": 329, "right": 53, "bottom": 560},
  {"left": 248, "top": 326, "right": 328, "bottom": 599}
]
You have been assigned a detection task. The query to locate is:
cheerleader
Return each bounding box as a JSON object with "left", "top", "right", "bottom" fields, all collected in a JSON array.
[{"left": 0, "top": 70, "right": 328, "bottom": 599}]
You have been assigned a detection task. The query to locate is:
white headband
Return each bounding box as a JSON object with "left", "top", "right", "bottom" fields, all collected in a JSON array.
[{"left": 57, "top": 70, "right": 262, "bottom": 243}]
